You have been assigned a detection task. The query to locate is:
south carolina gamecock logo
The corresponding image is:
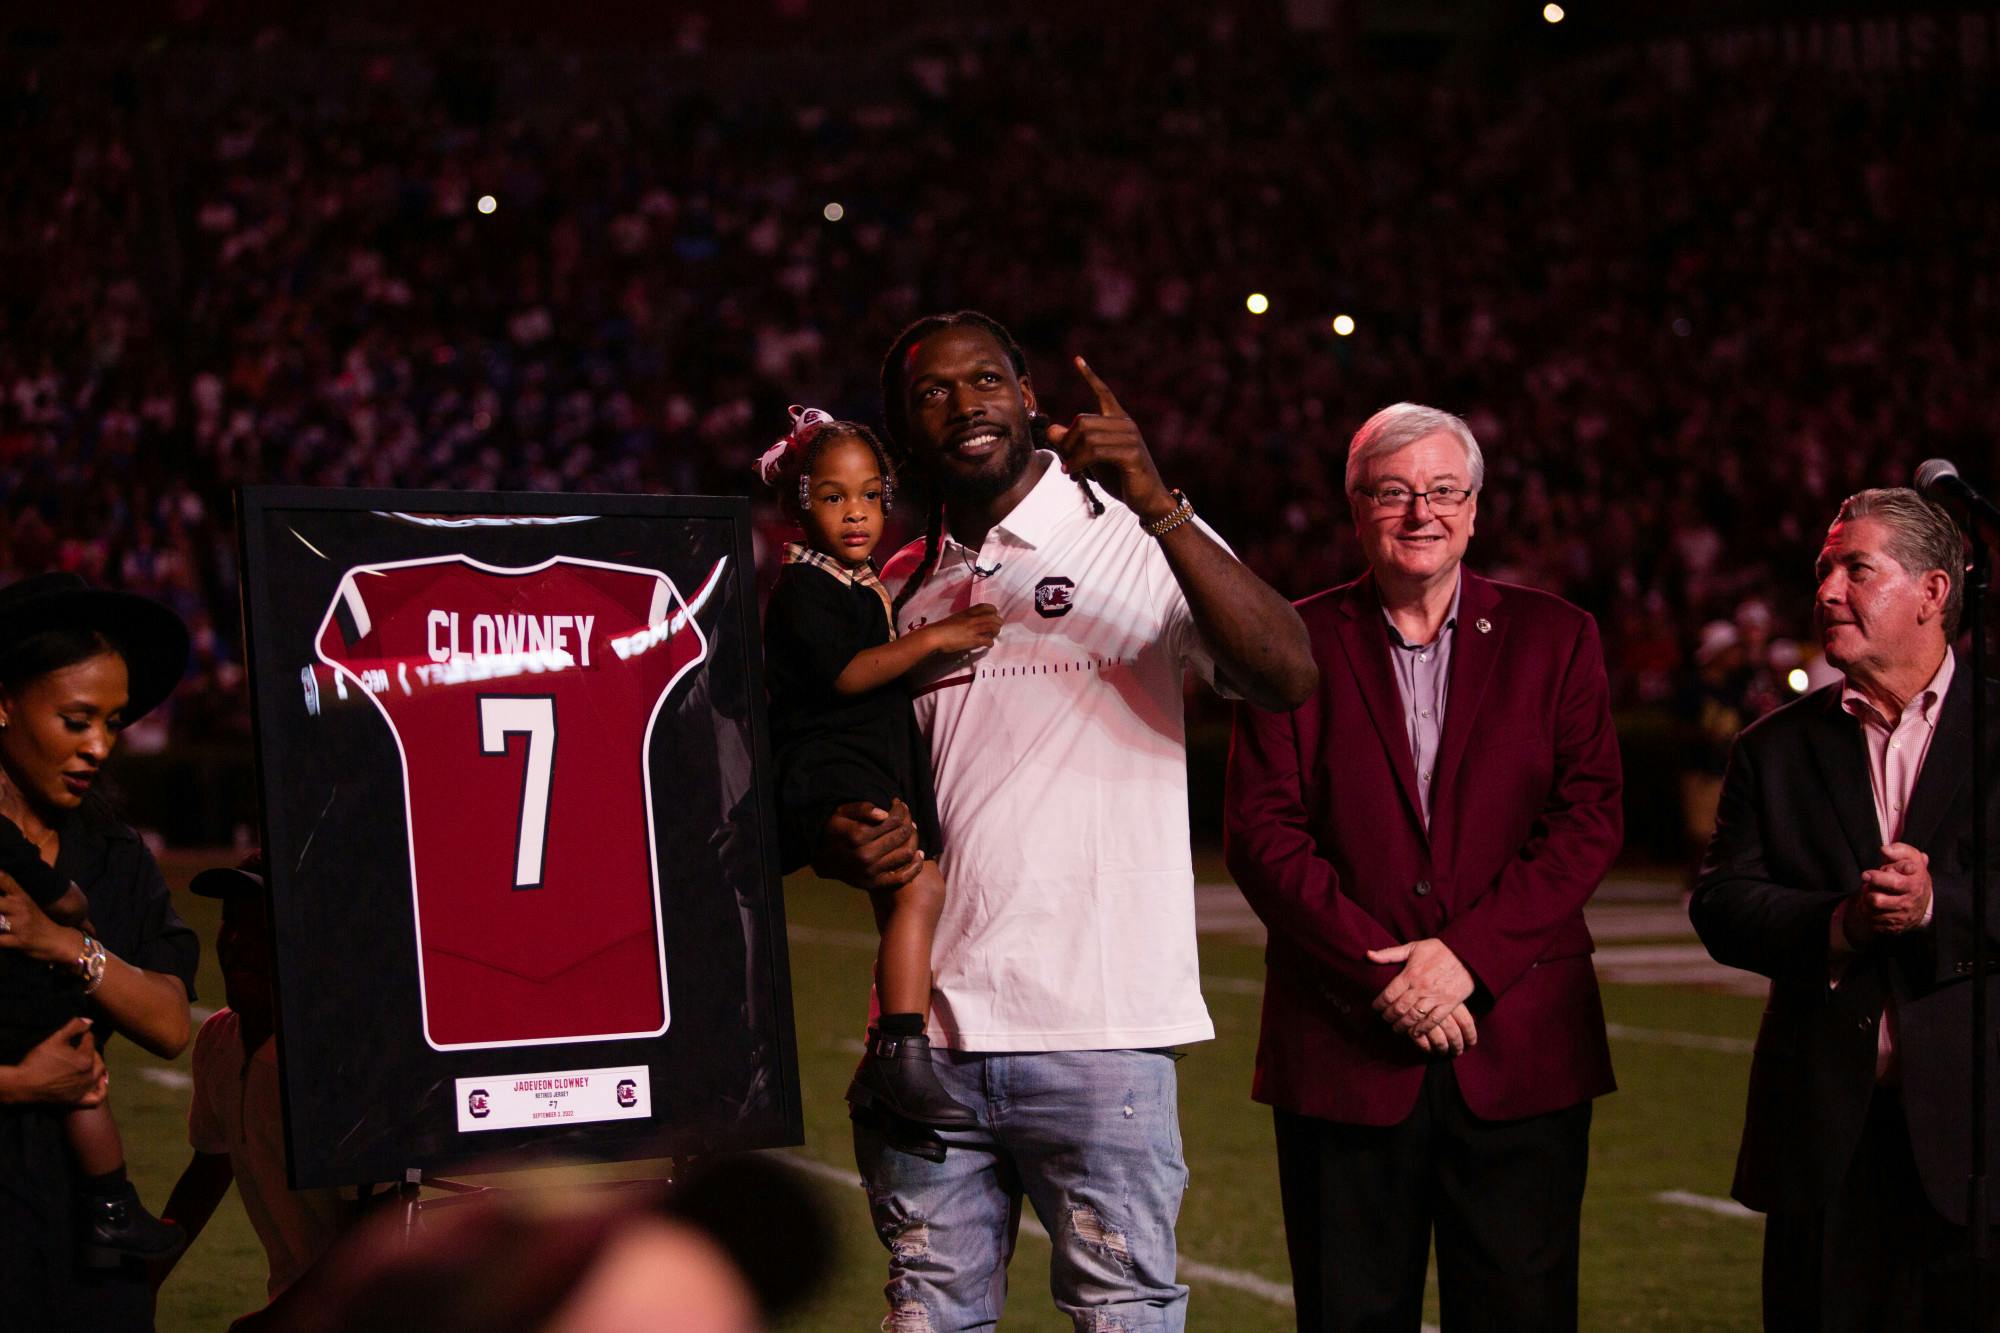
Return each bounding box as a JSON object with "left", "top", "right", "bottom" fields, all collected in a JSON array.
[
  {"left": 468, "top": 1088, "right": 491, "bottom": 1118},
  {"left": 1035, "top": 577, "right": 1076, "bottom": 618},
  {"left": 616, "top": 1079, "right": 638, "bottom": 1108}
]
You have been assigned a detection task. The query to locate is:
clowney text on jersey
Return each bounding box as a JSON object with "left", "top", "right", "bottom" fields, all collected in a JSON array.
[{"left": 427, "top": 610, "right": 597, "bottom": 666}]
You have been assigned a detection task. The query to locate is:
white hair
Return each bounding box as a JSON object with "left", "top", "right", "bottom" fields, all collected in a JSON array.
[{"left": 1344, "top": 402, "right": 1485, "bottom": 495}]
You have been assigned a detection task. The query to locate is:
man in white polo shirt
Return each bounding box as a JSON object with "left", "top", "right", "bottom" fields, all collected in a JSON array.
[{"left": 817, "top": 310, "right": 1316, "bottom": 1330}]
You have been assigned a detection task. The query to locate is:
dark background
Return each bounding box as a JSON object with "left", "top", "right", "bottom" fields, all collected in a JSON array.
[{"left": 4, "top": 0, "right": 1995, "bottom": 872}]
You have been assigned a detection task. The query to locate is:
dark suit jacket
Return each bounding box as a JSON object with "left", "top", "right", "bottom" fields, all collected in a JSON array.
[
  {"left": 1691, "top": 663, "right": 2000, "bottom": 1225},
  {"left": 1224, "top": 569, "right": 1622, "bottom": 1127}
]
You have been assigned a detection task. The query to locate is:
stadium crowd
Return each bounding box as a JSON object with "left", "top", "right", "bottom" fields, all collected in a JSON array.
[{"left": 4, "top": 13, "right": 1996, "bottom": 774}]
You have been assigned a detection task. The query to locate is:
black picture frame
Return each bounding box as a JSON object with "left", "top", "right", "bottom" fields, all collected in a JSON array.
[{"left": 237, "top": 487, "right": 800, "bottom": 1188}]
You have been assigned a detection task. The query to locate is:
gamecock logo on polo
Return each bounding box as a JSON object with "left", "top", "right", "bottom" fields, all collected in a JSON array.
[{"left": 1035, "top": 577, "right": 1076, "bottom": 618}]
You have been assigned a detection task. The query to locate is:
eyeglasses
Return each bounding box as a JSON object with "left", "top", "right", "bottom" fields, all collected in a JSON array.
[{"left": 1356, "top": 485, "right": 1475, "bottom": 514}]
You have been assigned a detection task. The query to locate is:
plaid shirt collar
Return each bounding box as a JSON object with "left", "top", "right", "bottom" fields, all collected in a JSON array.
[{"left": 783, "top": 543, "right": 894, "bottom": 632}]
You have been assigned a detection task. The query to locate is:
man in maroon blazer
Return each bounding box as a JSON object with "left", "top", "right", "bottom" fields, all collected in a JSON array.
[{"left": 1224, "top": 402, "right": 1623, "bottom": 1333}]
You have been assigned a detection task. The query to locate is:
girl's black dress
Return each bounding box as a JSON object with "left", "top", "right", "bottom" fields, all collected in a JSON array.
[
  {"left": 764, "top": 557, "right": 942, "bottom": 874},
  {"left": 0, "top": 798, "right": 200, "bottom": 1331}
]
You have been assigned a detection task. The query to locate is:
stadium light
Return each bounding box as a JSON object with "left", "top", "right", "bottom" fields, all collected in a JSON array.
[
  {"left": 823, "top": 201, "right": 845, "bottom": 222},
  {"left": 1246, "top": 292, "right": 1270, "bottom": 315},
  {"left": 477, "top": 195, "right": 498, "bottom": 215},
  {"left": 1332, "top": 314, "right": 1356, "bottom": 336},
  {"left": 1543, "top": 3, "right": 1565, "bottom": 22}
]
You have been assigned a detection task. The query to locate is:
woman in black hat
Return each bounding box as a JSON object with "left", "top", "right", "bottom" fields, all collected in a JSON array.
[{"left": 0, "top": 572, "right": 199, "bottom": 1331}]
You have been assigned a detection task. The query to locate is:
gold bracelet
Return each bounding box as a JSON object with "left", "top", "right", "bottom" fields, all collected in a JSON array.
[
  {"left": 1142, "top": 489, "right": 1195, "bottom": 538},
  {"left": 76, "top": 934, "right": 107, "bottom": 994}
]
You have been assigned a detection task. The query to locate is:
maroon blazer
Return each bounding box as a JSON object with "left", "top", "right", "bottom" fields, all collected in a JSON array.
[{"left": 1224, "top": 569, "right": 1622, "bottom": 1126}]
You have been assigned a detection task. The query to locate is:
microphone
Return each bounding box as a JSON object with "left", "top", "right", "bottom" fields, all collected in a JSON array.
[
  {"left": 956, "top": 547, "right": 1002, "bottom": 579},
  {"left": 1916, "top": 458, "right": 2000, "bottom": 533}
]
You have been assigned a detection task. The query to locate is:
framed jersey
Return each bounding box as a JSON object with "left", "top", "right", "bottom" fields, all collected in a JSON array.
[{"left": 239, "top": 489, "right": 800, "bottom": 1188}]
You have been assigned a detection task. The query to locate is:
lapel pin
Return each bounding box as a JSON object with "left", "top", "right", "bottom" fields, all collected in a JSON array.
[{"left": 1475, "top": 617, "right": 1492, "bottom": 634}]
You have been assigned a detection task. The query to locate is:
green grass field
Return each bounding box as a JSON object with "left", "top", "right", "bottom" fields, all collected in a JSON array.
[{"left": 128, "top": 855, "right": 1766, "bottom": 1331}]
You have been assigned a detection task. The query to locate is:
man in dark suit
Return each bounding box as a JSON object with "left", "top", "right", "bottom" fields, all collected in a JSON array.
[
  {"left": 1692, "top": 486, "right": 1999, "bottom": 1330},
  {"left": 1225, "top": 402, "right": 1623, "bottom": 1332}
]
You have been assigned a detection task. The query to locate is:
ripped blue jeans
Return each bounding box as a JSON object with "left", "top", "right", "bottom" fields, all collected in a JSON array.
[{"left": 853, "top": 1047, "right": 1190, "bottom": 1332}]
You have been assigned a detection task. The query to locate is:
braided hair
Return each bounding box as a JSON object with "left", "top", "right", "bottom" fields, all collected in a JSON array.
[{"left": 878, "top": 310, "right": 1103, "bottom": 617}]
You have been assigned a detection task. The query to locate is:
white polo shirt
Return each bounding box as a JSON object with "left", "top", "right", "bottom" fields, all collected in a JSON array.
[{"left": 885, "top": 453, "right": 1219, "bottom": 1051}]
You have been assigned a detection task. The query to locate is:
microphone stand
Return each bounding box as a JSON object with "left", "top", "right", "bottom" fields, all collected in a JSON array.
[
  {"left": 1973, "top": 532, "right": 1990, "bottom": 1323},
  {"left": 1918, "top": 464, "right": 1997, "bottom": 1312}
]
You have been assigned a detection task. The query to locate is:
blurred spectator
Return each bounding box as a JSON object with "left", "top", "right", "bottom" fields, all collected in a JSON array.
[
  {"left": 260, "top": 1153, "right": 832, "bottom": 1333},
  {"left": 1680, "top": 619, "right": 1748, "bottom": 863},
  {"left": 155, "top": 854, "right": 362, "bottom": 1321}
]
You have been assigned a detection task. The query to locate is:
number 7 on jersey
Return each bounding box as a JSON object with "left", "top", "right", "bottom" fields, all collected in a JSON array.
[{"left": 479, "top": 694, "right": 556, "bottom": 891}]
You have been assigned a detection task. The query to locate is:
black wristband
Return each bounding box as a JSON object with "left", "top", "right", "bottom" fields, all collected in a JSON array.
[{"left": 0, "top": 814, "right": 72, "bottom": 909}]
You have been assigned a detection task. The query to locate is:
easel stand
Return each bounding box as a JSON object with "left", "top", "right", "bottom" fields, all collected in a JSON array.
[{"left": 400, "top": 1171, "right": 491, "bottom": 1240}]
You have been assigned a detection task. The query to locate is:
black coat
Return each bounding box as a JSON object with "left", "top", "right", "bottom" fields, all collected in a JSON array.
[
  {"left": 1691, "top": 662, "right": 2000, "bottom": 1225},
  {"left": 0, "top": 799, "right": 199, "bottom": 1331}
]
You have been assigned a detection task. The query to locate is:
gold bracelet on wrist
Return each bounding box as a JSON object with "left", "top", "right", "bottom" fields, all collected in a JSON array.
[
  {"left": 76, "top": 934, "right": 107, "bottom": 994},
  {"left": 1142, "top": 489, "right": 1195, "bottom": 538}
]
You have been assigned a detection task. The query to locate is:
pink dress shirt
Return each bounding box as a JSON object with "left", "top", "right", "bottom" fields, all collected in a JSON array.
[{"left": 1830, "top": 648, "right": 1951, "bottom": 1082}]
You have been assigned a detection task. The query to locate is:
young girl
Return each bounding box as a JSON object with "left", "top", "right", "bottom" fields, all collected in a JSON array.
[{"left": 758, "top": 406, "right": 999, "bottom": 1127}]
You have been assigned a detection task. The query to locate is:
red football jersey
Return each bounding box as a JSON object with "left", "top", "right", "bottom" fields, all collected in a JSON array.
[{"left": 315, "top": 554, "right": 713, "bottom": 1050}]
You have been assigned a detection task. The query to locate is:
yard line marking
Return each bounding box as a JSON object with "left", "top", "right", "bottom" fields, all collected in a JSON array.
[
  {"left": 1597, "top": 964, "right": 1767, "bottom": 997},
  {"left": 776, "top": 1151, "right": 863, "bottom": 1191},
  {"left": 1591, "top": 879, "right": 1692, "bottom": 903},
  {"left": 1655, "top": 1190, "right": 1758, "bottom": 1220},
  {"left": 1594, "top": 944, "right": 1720, "bottom": 965},
  {"left": 1202, "top": 975, "right": 1263, "bottom": 995},
  {"left": 1605, "top": 1023, "right": 1753, "bottom": 1054},
  {"left": 139, "top": 1068, "right": 193, "bottom": 1090},
  {"left": 1195, "top": 884, "right": 1266, "bottom": 942},
  {"left": 1593, "top": 941, "right": 1766, "bottom": 995},
  {"left": 1179, "top": 1257, "right": 1296, "bottom": 1306},
  {"left": 778, "top": 1152, "right": 1299, "bottom": 1307},
  {"left": 1585, "top": 906, "right": 1703, "bottom": 941}
]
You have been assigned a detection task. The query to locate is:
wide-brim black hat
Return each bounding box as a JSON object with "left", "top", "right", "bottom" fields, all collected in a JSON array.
[{"left": 0, "top": 572, "right": 191, "bottom": 722}]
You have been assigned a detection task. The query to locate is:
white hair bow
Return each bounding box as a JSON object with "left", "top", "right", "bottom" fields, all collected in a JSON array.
[{"left": 755, "top": 405, "right": 838, "bottom": 485}]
